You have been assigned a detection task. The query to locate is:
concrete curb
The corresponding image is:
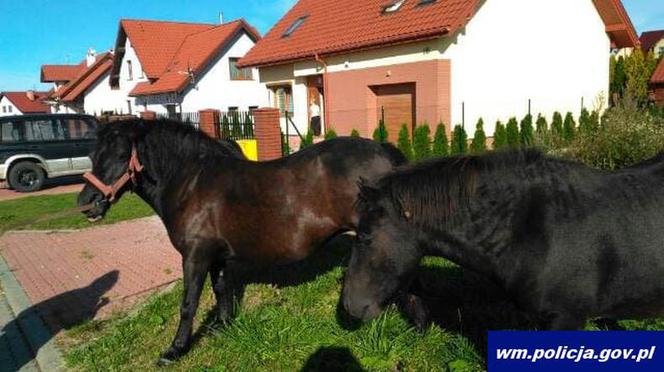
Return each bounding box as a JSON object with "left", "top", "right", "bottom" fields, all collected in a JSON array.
[{"left": 0, "top": 254, "right": 64, "bottom": 371}]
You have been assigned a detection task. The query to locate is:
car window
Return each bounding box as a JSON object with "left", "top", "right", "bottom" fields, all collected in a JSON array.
[
  {"left": 63, "top": 118, "right": 96, "bottom": 139},
  {"left": 25, "top": 119, "right": 67, "bottom": 142},
  {"left": 1, "top": 121, "right": 23, "bottom": 143}
]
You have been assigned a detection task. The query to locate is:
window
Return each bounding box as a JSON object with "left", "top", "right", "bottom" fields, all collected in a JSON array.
[
  {"left": 8, "top": 106, "right": 12, "bottom": 113},
  {"left": 282, "top": 16, "right": 307, "bottom": 37},
  {"left": 383, "top": 0, "right": 406, "bottom": 13},
  {"left": 228, "top": 106, "right": 239, "bottom": 112},
  {"left": 1, "top": 121, "right": 22, "bottom": 142},
  {"left": 248, "top": 106, "right": 258, "bottom": 112},
  {"left": 24, "top": 119, "right": 66, "bottom": 142},
  {"left": 273, "top": 86, "right": 293, "bottom": 115},
  {"left": 229, "top": 58, "right": 253, "bottom": 80},
  {"left": 127, "top": 60, "right": 133, "bottom": 81},
  {"left": 659, "top": 46, "right": 664, "bottom": 56},
  {"left": 2, "top": 106, "right": 6, "bottom": 113}
]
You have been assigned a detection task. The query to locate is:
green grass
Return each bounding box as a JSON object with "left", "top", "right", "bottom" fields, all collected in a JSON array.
[{"left": 0, "top": 192, "right": 154, "bottom": 232}]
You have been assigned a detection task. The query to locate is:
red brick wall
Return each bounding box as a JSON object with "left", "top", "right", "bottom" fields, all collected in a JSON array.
[
  {"left": 254, "top": 108, "right": 282, "bottom": 161},
  {"left": 199, "top": 109, "right": 221, "bottom": 139},
  {"left": 652, "top": 84, "right": 664, "bottom": 107},
  {"left": 140, "top": 111, "right": 156, "bottom": 120},
  {"left": 325, "top": 60, "right": 451, "bottom": 137}
]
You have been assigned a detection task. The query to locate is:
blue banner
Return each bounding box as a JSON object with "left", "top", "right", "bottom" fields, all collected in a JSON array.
[{"left": 488, "top": 331, "right": 664, "bottom": 371}]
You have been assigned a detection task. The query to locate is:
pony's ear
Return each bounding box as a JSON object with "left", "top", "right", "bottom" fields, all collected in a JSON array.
[{"left": 357, "top": 178, "right": 381, "bottom": 204}]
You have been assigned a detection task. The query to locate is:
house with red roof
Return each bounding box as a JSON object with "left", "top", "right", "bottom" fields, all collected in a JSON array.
[
  {"left": 240, "top": 0, "right": 638, "bottom": 141},
  {"left": 0, "top": 91, "right": 50, "bottom": 117},
  {"left": 640, "top": 30, "right": 664, "bottom": 58},
  {"left": 650, "top": 58, "right": 664, "bottom": 107},
  {"left": 111, "top": 18, "right": 267, "bottom": 117}
]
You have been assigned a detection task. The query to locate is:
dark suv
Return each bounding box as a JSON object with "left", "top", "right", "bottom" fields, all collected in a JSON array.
[{"left": 0, "top": 114, "right": 99, "bottom": 192}]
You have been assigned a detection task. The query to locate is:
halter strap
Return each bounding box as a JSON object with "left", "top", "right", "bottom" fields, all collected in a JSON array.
[{"left": 83, "top": 144, "right": 144, "bottom": 203}]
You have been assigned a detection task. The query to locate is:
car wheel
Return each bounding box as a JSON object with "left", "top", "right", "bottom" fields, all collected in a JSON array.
[{"left": 8, "top": 161, "right": 45, "bottom": 192}]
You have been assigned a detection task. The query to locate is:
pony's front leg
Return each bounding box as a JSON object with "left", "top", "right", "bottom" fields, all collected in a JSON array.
[{"left": 158, "top": 257, "right": 207, "bottom": 365}]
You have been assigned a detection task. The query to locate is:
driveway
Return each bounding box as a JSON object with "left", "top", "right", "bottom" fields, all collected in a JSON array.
[{"left": 0, "top": 176, "right": 85, "bottom": 202}]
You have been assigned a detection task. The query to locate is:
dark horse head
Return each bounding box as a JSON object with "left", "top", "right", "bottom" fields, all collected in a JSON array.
[{"left": 77, "top": 119, "right": 244, "bottom": 221}]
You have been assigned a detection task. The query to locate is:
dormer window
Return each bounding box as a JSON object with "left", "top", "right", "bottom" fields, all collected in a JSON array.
[
  {"left": 383, "top": 0, "right": 406, "bottom": 14},
  {"left": 283, "top": 16, "right": 307, "bottom": 38}
]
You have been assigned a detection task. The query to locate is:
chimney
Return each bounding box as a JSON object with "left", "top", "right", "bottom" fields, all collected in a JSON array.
[
  {"left": 86, "top": 48, "right": 97, "bottom": 67},
  {"left": 219, "top": 12, "right": 224, "bottom": 24},
  {"left": 26, "top": 90, "right": 35, "bottom": 101}
]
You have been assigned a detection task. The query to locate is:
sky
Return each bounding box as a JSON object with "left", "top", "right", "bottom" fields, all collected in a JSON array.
[{"left": 0, "top": 0, "right": 662, "bottom": 92}]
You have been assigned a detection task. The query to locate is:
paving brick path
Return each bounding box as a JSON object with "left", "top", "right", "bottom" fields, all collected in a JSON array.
[
  {"left": 0, "top": 183, "right": 84, "bottom": 202},
  {"left": 0, "top": 217, "right": 181, "bottom": 331}
]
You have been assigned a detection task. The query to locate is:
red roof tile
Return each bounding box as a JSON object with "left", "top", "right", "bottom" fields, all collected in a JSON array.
[
  {"left": 127, "top": 19, "right": 260, "bottom": 96},
  {"left": 651, "top": 58, "right": 664, "bottom": 85},
  {"left": 241, "top": 0, "right": 638, "bottom": 68},
  {"left": 51, "top": 53, "right": 114, "bottom": 102},
  {"left": 640, "top": 30, "right": 664, "bottom": 53},
  {"left": 1, "top": 92, "right": 50, "bottom": 113},
  {"left": 41, "top": 63, "right": 86, "bottom": 82}
]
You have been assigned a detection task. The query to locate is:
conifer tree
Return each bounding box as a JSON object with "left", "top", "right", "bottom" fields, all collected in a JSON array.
[
  {"left": 450, "top": 125, "right": 468, "bottom": 155},
  {"left": 397, "top": 124, "right": 414, "bottom": 160},
  {"left": 506, "top": 117, "right": 520, "bottom": 147},
  {"left": 413, "top": 124, "right": 432, "bottom": 160},
  {"left": 432, "top": 122, "right": 449, "bottom": 157},
  {"left": 520, "top": 114, "right": 534, "bottom": 147},
  {"left": 470, "top": 118, "right": 487, "bottom": 154},
  {"left": 493, "top": 121, "right": 507, "bottom": 150}
]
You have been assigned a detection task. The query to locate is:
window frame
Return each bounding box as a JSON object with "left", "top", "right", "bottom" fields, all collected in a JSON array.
[
  {"left": 282, "top": 16, "right": 307, "bottom": 38},
  {"left": 127, "top": 60, "right": 134, "bottom": 81}
]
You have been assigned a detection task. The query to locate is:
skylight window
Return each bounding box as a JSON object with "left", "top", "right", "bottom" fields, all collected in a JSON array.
[
  {"left": 283, "top": 16, "right": 307, "bottom": 37},
  {"left": 418, "top": 0, "right": 436, "bottom": 5},
  {"left": 383, "top": 0, "right": 406, "bottom": 14}
]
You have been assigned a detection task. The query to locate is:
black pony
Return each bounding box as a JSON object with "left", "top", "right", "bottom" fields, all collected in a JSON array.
[
  {"left": 77, "top": 119, "right": 405, "bottom": 364},
  {"left": 342, "top": 149, "right": 664, "bottom": 330}
]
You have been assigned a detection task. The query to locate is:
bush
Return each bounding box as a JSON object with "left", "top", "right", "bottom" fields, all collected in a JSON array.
[
  {"left": 578, "top": 108, "right": 591, "bottom": 136},
  {"left": 397, "top": 124, "right": 414, "bottom": 160},
  {"left": 450, "top": 125, "right": 468, "bottom": 155},
  {"left": 571, "top": 98, "right": 664, "bottom": 170},
  {"left": 300, "top": 131, "right": 314, "bottom": 150},
  {"left": 551, "top": 112, "right": 564, "bottom": 148},
  {"left": 324, "top": 129, "right": 337, "bottom": 140},
  {"left": 563, "top": 112, "right": 576, "bottom": 145},
  {"left": 520, "top": 114, "right": 534, "bottom": 147},
  {"left": 432, "top": 122, "right": 449, "bottom": 157},
  {"left": 493, "top": 121, "right": 507, "bottom": 149},
  {"left": 350, "top": 129, "right": 360, "bottom": 137},
  {"left": 372, "top": 120, "right": 388, "bottom": 143},
  {"left": 534, "top": 114, "right": 550, "bottom": 149},
  {"left": 470, "top": 118, "right": 487, "bottom": 154},
  {"left": 413, "top": 124, "right": 432, "bottom": 160},
  {"left": 506, "top": 117, "right": 520, "bottom": 148},
  {"left": 590, "top": 110, "right": 600, "bottom": 131}
]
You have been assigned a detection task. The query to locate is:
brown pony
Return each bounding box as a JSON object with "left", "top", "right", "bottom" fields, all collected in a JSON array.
[{"left": 77, "top": 119, "right": 405, "bottom": 364}]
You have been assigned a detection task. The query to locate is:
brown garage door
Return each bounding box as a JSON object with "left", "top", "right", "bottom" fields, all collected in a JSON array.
[{"left": 374, "top": 83, "right": 415, "bottom": 143}]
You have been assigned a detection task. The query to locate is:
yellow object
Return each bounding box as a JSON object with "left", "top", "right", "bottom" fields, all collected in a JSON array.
[{"left": 236, "top": 139, "right": 258, "bottom": 161}]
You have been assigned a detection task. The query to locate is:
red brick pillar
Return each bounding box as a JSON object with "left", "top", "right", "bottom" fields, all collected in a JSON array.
[
  {"left": 140, "top": 110, "right": 156, "bottom": 120},
  {"left": 253, "top": 108, "right": 282, "bottom": 161},
  {"left": 199, "top": 109, "right": 221, "bottom": 139}
]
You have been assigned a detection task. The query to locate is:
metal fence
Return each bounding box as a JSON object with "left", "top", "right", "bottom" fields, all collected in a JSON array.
[
  {"left": 157, "top": 112, "right": 200, "bottom": 130},
  {"left": 219, "top": 110, "right": 255, "bottom": 140}
]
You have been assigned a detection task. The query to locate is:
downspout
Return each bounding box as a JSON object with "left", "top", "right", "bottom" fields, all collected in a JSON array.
[{"left": 314, "top": 53, "right": 331, "bottom": 134}]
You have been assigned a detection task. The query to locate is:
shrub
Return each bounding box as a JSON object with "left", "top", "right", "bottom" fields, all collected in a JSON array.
[
  {"left": 350, "top": 129, "right": 360, "bottom": 137},
  {"left": 563, "top": 112, "right": 576, "bottom": 145},
  {"left": 520, "top": 114, "right": 534, "bottom": 147},
  {"left": 432, "top": 122, "right": 449, "bottom": 157},
  {"left": 413, "top": 124, "right": 432, "bottom": 160},
  {"left": 534, "top": 114, "right": 550, "bottom": 149},
  {"left": 372, "top": 119, "right": 388, "bottom": 143},
  {"left": 324, "top": 129, "right": 337, "bottom": 140},
  {"left": 450, "top": 125, "right": 468, "bottom": 155},
  {"left": 470, "top": 118, "right": 487, "bottom": 154},
  {"left": 300, "top": 131, "right": 314, "bottom": 150},
  {"left": 506, "top": 117, "right": 520, "bottom": 147},
  {"left": 550, "top": 112, "right": 564, "bottom": 148},
  {"left": 589, "top": 110, "right": 600, "bottom": 131},
  {"left": 282, "top": 133, "right": 290, "bottom": 155},
  {"left": 397, "top": 124, "right": 414, "bottom": 160},
  {"left": 493, "top": 121, "right": 507, "bottom": 149},
  {"left": 578, "top": 108, "right": 591, "bottom": 136},
  {"left": 571, "top": 98, "right": 664, "bottom": 170}
]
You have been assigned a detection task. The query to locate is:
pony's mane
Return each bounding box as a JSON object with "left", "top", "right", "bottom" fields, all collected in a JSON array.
[{"left": 367, "top": 149, "right": 556, "bottom": 228}]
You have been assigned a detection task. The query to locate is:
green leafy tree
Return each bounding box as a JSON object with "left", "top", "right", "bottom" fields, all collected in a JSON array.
[
  {"left": 506, "top": 117, "right": 520, "bottom": 148},
  {"left": 324, "top": 129, "right": 337, "bottom": 140},
  {"left": 450, "top": 125, "right": 468, "bottom": 155},
  {"left": 350, "top": 129, "right": 360, "bottom": 137},
  {"left": 397, "top": 124, "right": 414, "bottom": 160},
  {"left": 535, "top": 114, "right": 550, "bottom": 149},
  {"left": 300, "top": 131, "right": 314, "bottom": 150},
  {"left": 432, "top": 122, "right": 449, "bottom": 157},
  {"left": 470, "top": 118, "right": 487, "bottom": 154},
  {"left": 520, "top": 114, "right": 534, "bottom": 147},
  {"left": 624, "top": 49, "right": 659, "bottom": 105},
  {"left": 551, "top": 112, "right": 564, "bottom": 148},
  {"left": 563, "top": 112, "right": 576, "bottom": 145},
  {"left": 372, "top": 119, "right": 388, "bottom": 143},
  {"left": 493, "top": 121, "right": 507, "bottom": 150},
  {"left": 413, "top": 124, "right": 432, "bottom": 160}
]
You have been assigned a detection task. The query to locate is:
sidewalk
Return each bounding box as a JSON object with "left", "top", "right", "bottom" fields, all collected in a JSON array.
[{"left": 0, "top": 216, "right": 182, "bottom": 370}]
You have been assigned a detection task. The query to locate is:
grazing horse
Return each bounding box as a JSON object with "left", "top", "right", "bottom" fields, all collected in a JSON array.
[
  {"left": 342, "top": 149, "right": 664, "bottom": 330},
  {"left": 77, "top": 119, "right": 405, "bottom": 363}
]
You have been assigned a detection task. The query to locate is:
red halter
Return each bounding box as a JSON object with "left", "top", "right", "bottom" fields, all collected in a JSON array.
[{"left": 83, "top": 144, "right": 144, "bottom": 203}]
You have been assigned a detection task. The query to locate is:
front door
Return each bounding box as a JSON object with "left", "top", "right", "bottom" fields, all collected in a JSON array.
[{"left": 374, "top": 83, "right": 415, "bottom": 143}]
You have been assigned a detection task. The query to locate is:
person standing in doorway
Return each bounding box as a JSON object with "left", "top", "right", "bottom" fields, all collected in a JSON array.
[{"left": 309, "top": 99, "right": 321, "bottom": 136}]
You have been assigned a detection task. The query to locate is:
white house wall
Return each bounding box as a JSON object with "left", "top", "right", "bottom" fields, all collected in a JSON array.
[
  {"left": 115, "top": 38, "right": 154, "bottom": 114},
  {"left": 0, "top": 96, "right": 22, "bottom": 117}
]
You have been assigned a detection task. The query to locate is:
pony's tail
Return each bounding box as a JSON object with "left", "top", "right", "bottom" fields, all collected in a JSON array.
[{"left": 380, "top": 142, "right": 408, "bottom": 166}]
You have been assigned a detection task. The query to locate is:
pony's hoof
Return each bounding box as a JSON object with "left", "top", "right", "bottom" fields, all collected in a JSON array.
[
  {"left": 156, "top": 357, "right": 175, "bottom": 367},
  {"left": 157, "top": 347, "right": 185, "bottom": 367}
]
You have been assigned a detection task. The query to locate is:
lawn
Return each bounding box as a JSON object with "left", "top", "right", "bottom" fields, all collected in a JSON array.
[{"left": 0, "top": 192, "right": 154, "bottom": 232}]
